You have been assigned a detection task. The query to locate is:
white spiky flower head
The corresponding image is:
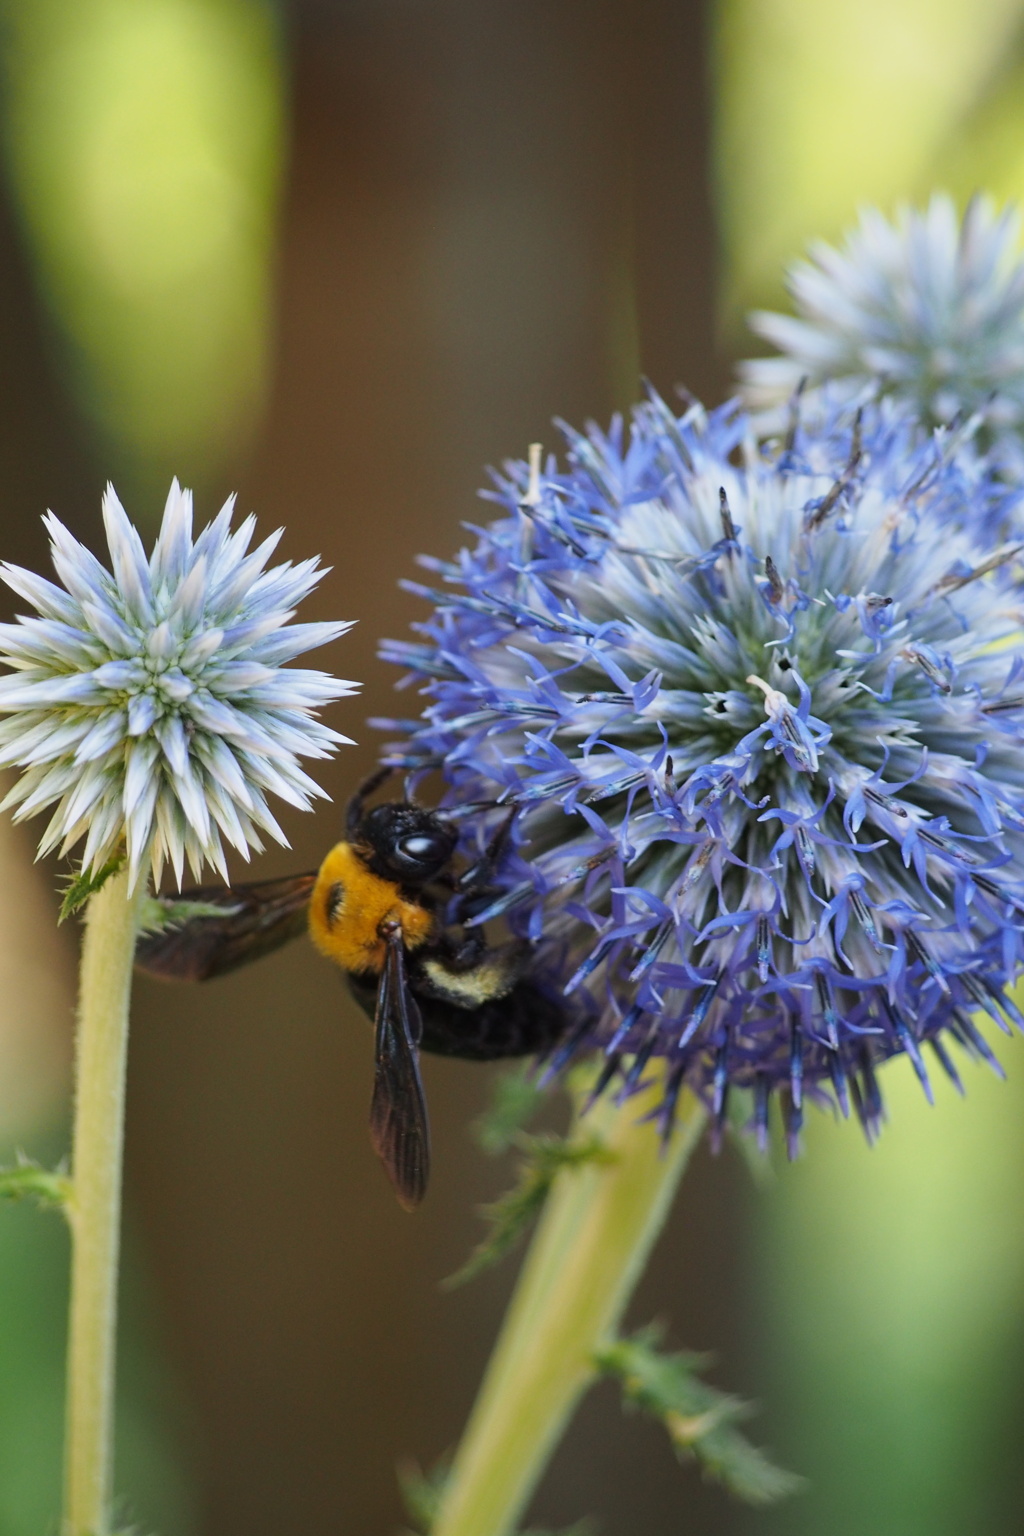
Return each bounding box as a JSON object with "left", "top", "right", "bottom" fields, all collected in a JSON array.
[
  {"left": 740, "top": 194, "right": 1024, "bottom": 458},
  {"left": 0, "top": 480, "right": 357, "bottom": 889}
]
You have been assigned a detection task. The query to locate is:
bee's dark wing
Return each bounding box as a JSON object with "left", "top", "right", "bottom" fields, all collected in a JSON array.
[
  {"left": 134, "top": 874, "right": 317, "bottom": 981},
  {"left": 369, "top": 924, "right": 430, "bottom": 1209}
]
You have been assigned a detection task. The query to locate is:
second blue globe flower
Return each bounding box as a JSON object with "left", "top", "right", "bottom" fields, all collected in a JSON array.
[{"left": 380, "top": 393, "right": 1024, "bottom": 1152}]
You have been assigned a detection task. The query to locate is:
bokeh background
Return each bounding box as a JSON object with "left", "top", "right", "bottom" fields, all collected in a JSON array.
[{"left": 0, "top": 2, "right": 1023, "bottom": 1533}]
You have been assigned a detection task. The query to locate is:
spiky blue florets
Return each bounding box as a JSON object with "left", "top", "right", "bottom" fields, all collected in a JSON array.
[{"left": 380, "top": 394, "right": 1024, "bottom": 1150}]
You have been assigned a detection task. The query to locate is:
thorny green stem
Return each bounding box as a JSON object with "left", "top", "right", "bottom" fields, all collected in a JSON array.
[
  {"left": 432, "top": 1071, "right": 707, "bottom": 1536},
  {"left": 63, "top": 867, "right": 144, "bottom": 1536}
]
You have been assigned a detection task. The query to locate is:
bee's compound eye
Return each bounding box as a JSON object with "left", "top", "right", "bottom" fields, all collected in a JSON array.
[{"left": 399, "top": 834, "right": 445, "bottom": 860}]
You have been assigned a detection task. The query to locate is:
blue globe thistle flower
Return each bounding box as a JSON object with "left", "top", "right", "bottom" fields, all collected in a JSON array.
[
  {"left": 379, "top": 395, "right": 1024, "bottom": 1152},
  {"left": 741, "top": 195, "right": 1024, "bottom": 477}
]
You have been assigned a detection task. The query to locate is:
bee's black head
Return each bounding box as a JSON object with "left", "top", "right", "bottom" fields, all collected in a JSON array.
[{"left": 354, "top": 801, "right": 458, "bottom": 885}]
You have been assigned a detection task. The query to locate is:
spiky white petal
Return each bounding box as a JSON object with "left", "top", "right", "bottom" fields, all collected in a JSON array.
[{"left": 0, "top": 480, "right": 358, "bottom": 888}]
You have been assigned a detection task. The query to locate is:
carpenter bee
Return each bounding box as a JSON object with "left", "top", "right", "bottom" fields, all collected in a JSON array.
[{"left": 134, "top": 769, "right": 568, "bottom": 1208}]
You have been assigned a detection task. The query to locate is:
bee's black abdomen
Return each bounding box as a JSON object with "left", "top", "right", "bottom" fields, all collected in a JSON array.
[
  {"left": 346, "top": 973, "right": 568, "bottom": 1061},
  {"left": 417, "top": 978, "right": 567, "bottom": 1060}
]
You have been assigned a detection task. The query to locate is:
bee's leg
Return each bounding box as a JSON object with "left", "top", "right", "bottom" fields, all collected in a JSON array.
[
  {"left": 437, "top": 813, "right": 520, "bottom": 970},
  {"left": 345, "top": 765, "right": 396, "bottom": 837},
  {"left": 437, "top": 925, "right": 489, "bottom": 972},
  {"left": 452, "top": 809, "right": 518, "bottom": 924}
]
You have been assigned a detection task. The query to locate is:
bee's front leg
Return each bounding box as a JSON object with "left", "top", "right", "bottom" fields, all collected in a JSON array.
[
  {"left": 436, "top": 925, "right": 488, "bottom": 972},
  {"left": 452, "top": 809, "right": 518, "bottom": 924}
]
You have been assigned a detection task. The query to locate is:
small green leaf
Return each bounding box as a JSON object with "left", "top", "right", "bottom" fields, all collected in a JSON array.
[
  {"left": 59, "top": 855, "right": 125, "bottom": 922},
  {"left": 444, "top": 1132, "right": 615, "bottom": 1289},
  {"left": 398, "top": 1457, "right": 450, "bottom": 1533},
  {"left": 595, "top": 1326, "right": 802, "bottom": 1505},
  {"left": 473, "top": 1063, "right": 547, "bottom": 1155},
  {"left": 137, "top": 895, "right": 240, "bottom": 935},
  {"left": 0, "top": 1157, "right": 72, "bottom": 1211}
]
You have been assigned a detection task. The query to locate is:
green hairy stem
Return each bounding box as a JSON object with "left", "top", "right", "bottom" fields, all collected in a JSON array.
[
  {"left": 432, "top": 1072, "right": 707, "bottom": 1536},
  {"left": 63, "top": 867, "right": 144, "bottom": 1536}
]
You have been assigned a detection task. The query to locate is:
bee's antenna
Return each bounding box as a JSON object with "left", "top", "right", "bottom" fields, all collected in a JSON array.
[{"left": 346, "top": 765, "right": 396, "bottom": 837}]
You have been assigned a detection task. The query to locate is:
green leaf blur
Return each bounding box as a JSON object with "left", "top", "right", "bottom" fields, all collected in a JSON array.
[
  {"left": 596, "top": 1327, "right": 801, "bottom": 1506},
  {"left": 716, "top": 5, "right": 1024, "bottom": 1531},
  {"left": 444, "top": 1132, "right": 615, "bottom": 1289},
  {"left": 0, "top": 0, "right": 285, "bottom": 502}
]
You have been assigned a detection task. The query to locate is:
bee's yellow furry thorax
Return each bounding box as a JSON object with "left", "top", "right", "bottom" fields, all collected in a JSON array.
[{"left": 308, "top": 841, "right": 434, "bottom": 975}]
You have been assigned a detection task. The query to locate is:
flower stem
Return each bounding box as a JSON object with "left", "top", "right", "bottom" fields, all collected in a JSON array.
[
  {"left": 432, "top": 1073, "right": 707, "bottom": 1536},
  {"left": 63, "top": 867, "right": 144, "bottom": 1536}
]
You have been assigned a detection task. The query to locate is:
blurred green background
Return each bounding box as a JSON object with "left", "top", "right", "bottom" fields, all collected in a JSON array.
[{"left": 0, "top": 1, "right": 1023, "bottom": 1532}]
